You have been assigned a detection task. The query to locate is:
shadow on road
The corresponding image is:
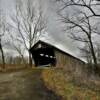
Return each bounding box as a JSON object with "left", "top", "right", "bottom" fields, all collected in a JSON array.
[{"left": 0, "top": 68, "right": 62, "bottom": 100}]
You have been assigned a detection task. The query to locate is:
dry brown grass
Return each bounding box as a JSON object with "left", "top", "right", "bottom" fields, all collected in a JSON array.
[
  {"left": 42, "top": 68, "right": 100, "bottom": 100},
  {"left": 0, "top": 64, "right": 35, "bottom": 72}
]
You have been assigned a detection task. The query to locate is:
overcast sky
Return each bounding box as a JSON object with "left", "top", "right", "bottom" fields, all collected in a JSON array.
[{"left": 0, "top": 0, "right": 82, "bottom": 60}]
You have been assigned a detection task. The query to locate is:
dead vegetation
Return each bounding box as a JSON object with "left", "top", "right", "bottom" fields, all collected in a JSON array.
[
  {"left": 42, "top": 68, "right": 100, "bottom": 100},
  {"left": 0, "top": 64, "right": 34, "bottom": 72}
]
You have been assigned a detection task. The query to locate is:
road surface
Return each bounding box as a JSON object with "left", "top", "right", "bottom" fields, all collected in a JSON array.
[{"left": 0, "top": 69, "right": 61, "bottom": 100}]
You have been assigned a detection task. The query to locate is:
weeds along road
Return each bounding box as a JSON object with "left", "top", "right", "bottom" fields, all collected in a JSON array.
[{"left": 0, "top": 68, "right": 61, "bottom": 100}]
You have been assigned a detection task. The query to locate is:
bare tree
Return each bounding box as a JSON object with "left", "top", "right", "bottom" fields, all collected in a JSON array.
[
  {"left": 57, "top": 0, "right": 100, "bottom": 73},
  {"left": 7, "top": 28, "right": 27, "bottom": 66},
  {"left": 10, "top": 0, "right": 46, "bottom": 67},
  {"left": 0, "top": 10, "right": 6, "bottom": 69}
]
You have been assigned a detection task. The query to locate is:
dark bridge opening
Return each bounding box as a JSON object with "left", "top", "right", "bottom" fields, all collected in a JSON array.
[{"left": 31, "top": 47, "right": 56, "bottom": 67}]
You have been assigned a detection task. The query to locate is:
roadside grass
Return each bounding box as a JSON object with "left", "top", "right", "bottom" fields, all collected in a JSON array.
[{"left": 42, "top": 68, "right": 100, "bottom": 100}]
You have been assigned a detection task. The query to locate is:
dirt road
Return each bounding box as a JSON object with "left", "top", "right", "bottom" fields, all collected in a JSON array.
[{"left": 0, "top": 69, "right": 61, "bottom": 100}]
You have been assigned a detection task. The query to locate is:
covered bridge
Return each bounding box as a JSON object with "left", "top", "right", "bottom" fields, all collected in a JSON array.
[{"left": 29, "top": 40, "right": 85, "bottom": 68}]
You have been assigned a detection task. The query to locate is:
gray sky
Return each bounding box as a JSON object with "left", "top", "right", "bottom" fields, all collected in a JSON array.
[{"left": 0, "top": 0, "right": 83, "bottom": 60}]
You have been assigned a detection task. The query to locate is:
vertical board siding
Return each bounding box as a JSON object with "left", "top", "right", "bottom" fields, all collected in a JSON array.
[{"left": 55, "top": 50, "right": 85, "bottom": 73}]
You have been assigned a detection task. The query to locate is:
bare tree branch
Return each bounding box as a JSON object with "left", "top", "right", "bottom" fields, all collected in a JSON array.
[
  {"left": 57, "top": 0, "right": 100, "bottom": 72},
  {"left": 10, "top": 0, "right": 46, "bottom": 67}
]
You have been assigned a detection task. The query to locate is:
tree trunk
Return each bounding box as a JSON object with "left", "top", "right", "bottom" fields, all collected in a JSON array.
[
  {"left": 29, "top": 52, "right": 32, "bottom": 67},
  {"left": 0, "top": 39, "right": 5, "bottom": 69},
  {"left": 89, "top": 37, "right": 98, "bottom": 72},
  {"left": 21, "top": 54, "right": 27, "bottom": 67}
]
